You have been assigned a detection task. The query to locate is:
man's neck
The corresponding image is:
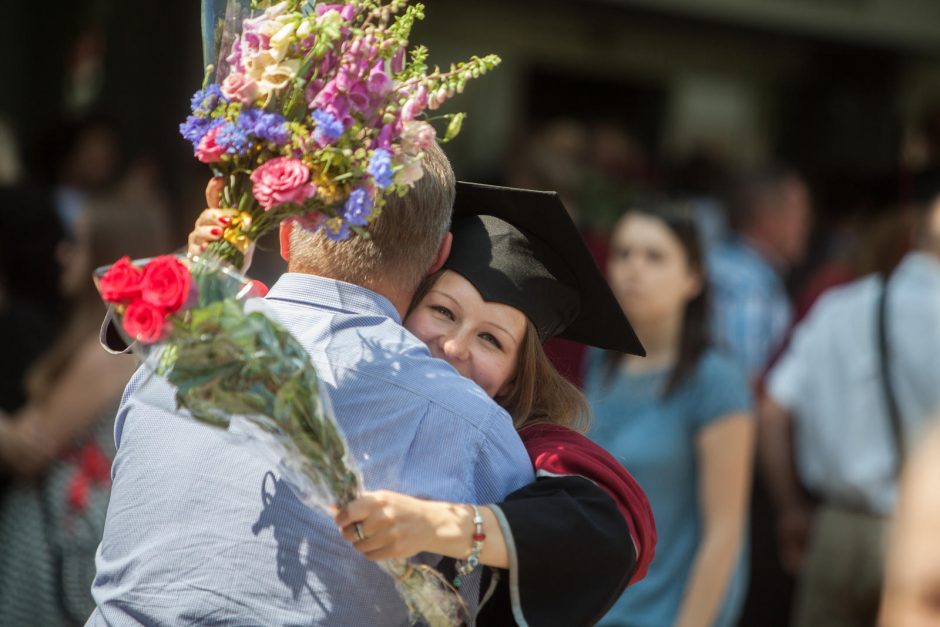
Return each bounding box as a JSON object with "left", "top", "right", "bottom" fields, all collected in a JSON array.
[
  {"left": 288, "top": 267, "right": 413, "bottom": 320},
  {"left": 378, "top": 288, "right": 413, "bottom": 320}
]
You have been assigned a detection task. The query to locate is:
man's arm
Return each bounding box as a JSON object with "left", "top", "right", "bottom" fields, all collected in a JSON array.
[
  {"left": 759, "top": 395, "right": 813, "bottom": 575},
  {"left": 472, "top": 410, "right": 534, "bottom": 503}
]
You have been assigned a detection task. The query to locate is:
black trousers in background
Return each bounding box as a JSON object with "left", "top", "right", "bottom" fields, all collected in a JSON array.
[{"left": 736, "top": 478, "right": 795, "bottom": 627}]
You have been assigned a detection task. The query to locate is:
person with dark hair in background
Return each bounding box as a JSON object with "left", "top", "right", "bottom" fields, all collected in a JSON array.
[
  {"left": 587, "top": 204, "right": 754, "bottom": 627},
  {"left": 760, "top": 194, "right": 940, "bottom": 627},
  {"left": 708, "top": 165, "right": 812, "bottom": 381},
  {"left": 0, "top": 196, "right": 170, "bottom": 626},
  {"left": 0, "top": 185, "right": 66, "bottom": 413},
  {"left": 34, "top": 115, "right": 120, "bottom": 238}
]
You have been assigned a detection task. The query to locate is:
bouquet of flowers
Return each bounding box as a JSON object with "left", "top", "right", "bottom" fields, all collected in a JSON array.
[
  {"left": 183, "top": 0, "right": 499, "bottom": 267},
  {"left": 95, "top": 1, "right": 503, "bottom": 624}
]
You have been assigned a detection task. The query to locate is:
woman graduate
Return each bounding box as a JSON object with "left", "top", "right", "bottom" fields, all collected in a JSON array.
[{"left": 190, "top": 183, "right": 658, "bottom": 626}]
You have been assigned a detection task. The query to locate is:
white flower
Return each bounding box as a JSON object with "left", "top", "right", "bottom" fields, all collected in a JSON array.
[
  {"left": 258, "top": 58, "right": 301, "bottom": 94},
  {"left": 395, "top": 155, "right": 425, "bottom": 186},
  {"left": 263, "top": 1, "right": 291, "bottom": 20},
  {"left": 296, "top": 19, "right": 313, "bottom": 39},
  {"left": 245, "top": 51, "right": 277, "bottom": 82},
  {"left": 269, "top": 21, "right": 298, "bottom": 61}
]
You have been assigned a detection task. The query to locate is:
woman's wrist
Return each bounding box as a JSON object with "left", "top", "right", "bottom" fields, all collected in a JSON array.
[{"left": 424, "top": 501, "right": 476, "bottom": 559}]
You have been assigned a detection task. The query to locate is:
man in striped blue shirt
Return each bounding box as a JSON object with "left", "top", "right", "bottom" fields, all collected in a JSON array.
[
  {"left": 87, "top": 145, "right": 533, "bottom": 626},
  {"left": 708, "top": 166, "right": 811, "bottom": 381}
]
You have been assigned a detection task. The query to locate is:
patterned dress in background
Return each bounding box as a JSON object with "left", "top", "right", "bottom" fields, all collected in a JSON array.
[{"left": 0, "top": 404, "right": 117, "bottom": 626}]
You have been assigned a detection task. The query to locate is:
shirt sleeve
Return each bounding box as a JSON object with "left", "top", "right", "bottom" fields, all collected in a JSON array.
[
  {"left": 472, "top": 407, "right": 536, "bottom": 503},
  {"left": 477, "top": 476, "right": 635, "bottom": 627},
  {"left": 713, "top": 282, "right": 778, "bottom": 379},
  {"left": 766, "top": 300, "right": 827, "bottom": 414},
  {"left": 690, "top": 351, "right": 753, "bottom": 430}
]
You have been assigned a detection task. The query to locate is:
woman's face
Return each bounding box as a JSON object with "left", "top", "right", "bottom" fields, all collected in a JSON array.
[
  {"left": 607, "top": 212, "right": 701, "bottom": 326},
  {"left": 405, "top": 270, "right": 527, "bottom": 399}
]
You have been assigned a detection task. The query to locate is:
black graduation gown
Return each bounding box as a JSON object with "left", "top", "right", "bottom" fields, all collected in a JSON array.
[{"left": 474, "top": 475, "right": 637, "bottom": 626}]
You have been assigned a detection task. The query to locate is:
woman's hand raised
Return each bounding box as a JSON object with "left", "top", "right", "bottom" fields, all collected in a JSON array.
[{"left": 187, "top": 177, "right": 255, "bottom": 271}]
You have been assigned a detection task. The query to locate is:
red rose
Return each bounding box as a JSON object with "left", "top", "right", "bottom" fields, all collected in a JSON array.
[
  {"left": 121, "top": 300, "right": 168, "bottom": 343},
  {"left": 99, "top": 256, "right": 144, "bottom": 304},
  {"left": 140, "top": 255, "right": 192, "bottom": 313}
]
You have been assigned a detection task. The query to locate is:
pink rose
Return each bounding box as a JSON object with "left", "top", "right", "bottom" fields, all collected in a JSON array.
[
  {"left": 250, "top": 157, "right": 317, "bottom": 210},
  {"left": 401, "top": 121, "right": 437, "bottom": 155},
  {"left": 221, "top": 73, "right": 259, "bottom": 105},
  {"left": 196, "top": 126, "right": 225, "bottom": 164},
  {"left": 140, "top": 255, "right": 192, "bottom": 313},
  {"left": 99, "top": 256, "right": 143, "bottom": 304},
  {"left": 121, "top": 300, "right": 168, "bottom": 344}
]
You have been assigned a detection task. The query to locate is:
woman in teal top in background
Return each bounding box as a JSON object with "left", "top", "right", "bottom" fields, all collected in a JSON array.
[{"left": 587, "top": 203, "right": 754, "bottom": 627}]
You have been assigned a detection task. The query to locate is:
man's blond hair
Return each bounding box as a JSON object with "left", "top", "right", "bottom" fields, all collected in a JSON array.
[{"left": 289, "top": 141, "right": 455, "bottom": 295}]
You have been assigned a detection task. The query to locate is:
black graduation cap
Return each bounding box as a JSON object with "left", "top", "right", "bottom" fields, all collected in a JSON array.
[{"left": 447, "top": 182, "right": 645, "bottom": 356}]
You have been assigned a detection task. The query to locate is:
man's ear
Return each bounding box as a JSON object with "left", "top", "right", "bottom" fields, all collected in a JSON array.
[
  {"left": 279, "top": 220, "right": 293, "bottom": 262},
  {"left": 430, "top": 231, "right": 453, "bottom": 274}
]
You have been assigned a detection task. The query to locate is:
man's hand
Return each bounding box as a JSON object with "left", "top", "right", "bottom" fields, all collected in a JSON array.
[{"left": 777, "top": 503, "right": 814, "bottom": 575}]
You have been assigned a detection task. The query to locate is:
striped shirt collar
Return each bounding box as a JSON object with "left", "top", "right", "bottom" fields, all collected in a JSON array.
[{"left": 265, "top": 272, "right": 401, "bottom": 324}]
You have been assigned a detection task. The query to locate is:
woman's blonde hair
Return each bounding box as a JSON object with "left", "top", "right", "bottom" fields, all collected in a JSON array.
[
  {"left": 409, "top": 271, "right": 591, "bottom": 432},
  {"left": 499, "top": 319, "right": 591, "bottom": 432}
]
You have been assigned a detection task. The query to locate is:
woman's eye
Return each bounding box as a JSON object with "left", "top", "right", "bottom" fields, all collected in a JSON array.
[
  {"left": 647, "top": 249, "right": 665, "bottom": 263},
  {"left": 480, "top": 333, "right": 502, "bottom": 350},
  {"left": 614, "top": 247, "right": 631, "bottom": 260},
  {"left": 431, "top": 305, "right": 454, "bottom": 320}
]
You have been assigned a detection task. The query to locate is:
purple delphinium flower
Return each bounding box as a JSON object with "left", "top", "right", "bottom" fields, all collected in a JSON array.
[
  {"left": 322, "top": 220, "right": 351, "bottom": 241},
  {"left": 311, "top": 108, "right": 344, "bottom": 147},
  {"left": 343, "top": 188, "right": 373, "bottom": 226},
  {"left": 216, "top": 121, "right": 251, "bottom": 155},
  {"left": 190, "top": 84, "right": 227, "bottom": 116},
  {"left": 367, "top": 148, "right": 394, "bottom": 189},
  {"left": 179, "top": 116, "right": 222, "bottom": 151},
  {"left": 238, "top": 109, "right": 290, "bottom": 145}
]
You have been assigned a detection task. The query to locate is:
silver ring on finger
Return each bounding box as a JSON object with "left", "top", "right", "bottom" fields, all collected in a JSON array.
[{"left": 354, "top": 523, "right": 366, "bottom": 541}]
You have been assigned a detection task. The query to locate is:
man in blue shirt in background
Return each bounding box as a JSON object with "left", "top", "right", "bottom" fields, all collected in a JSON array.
[
  {"left": 87, "top": 143, "right": 533, "bottom": 625},
  {"left": 708, "top": 165, "right": 812, "bottom": 382}
]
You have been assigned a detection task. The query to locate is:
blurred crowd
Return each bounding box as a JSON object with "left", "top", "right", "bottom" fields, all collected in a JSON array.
[{"left": 3, "top": 102, "right": 940, "bottom": 626}]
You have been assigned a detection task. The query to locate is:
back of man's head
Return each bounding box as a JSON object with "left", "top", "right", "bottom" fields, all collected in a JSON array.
[
  {"left": 288, "top": 141, "right": 455, "bottom": 296},
  {"left": 727, "top": 164, "right": 811, "bottom": 265}
]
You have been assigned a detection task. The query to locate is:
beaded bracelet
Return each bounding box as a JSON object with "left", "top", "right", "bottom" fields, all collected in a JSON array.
[{"left": 453, "top": 504, "right": 486, "bottom": 588}]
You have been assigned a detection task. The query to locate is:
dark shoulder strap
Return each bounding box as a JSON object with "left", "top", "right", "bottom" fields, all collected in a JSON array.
[{"left": 877, "top": 272, "right": 905, "bottom": 474}]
